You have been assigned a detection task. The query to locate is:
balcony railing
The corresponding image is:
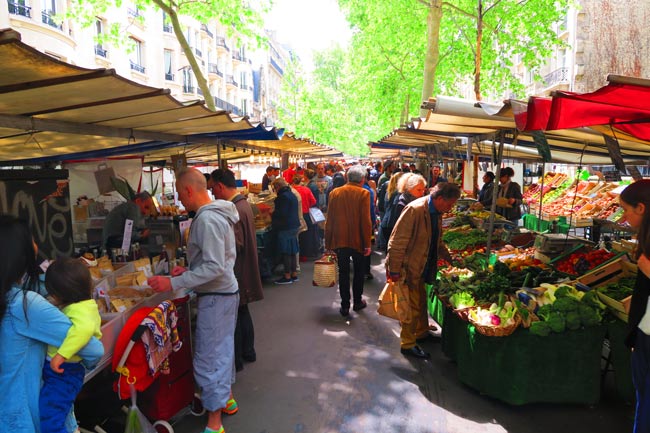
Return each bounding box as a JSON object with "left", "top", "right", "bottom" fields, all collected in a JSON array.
[
  {"left": 216, "top": 36, "right": 230, "bottom": 52},
  {"left": 208, "top": 63, "right": 223, "bottom": 77},
  {"left": 165, "top": 72, "right": 174, "bottom": 81},
  {"left": 232, "top": 51, "right": 243, "bottom": 62},
  {"left": 130, "top": 61, "right": 145, "bottom": 73},
  {"left": 544, "top": 67, "right": 570, "bottom": 87},
  {"left": 8, "top": 1, "right": 31, "bottom": 17},
  {"left": 41, "top": 10, "right": 62, "bottom": 30},
  {"left": 194, "top": 47, "right": 202, "bottom": 58},
  {"left": 163, "top": 23, "right": 172, "bottom": 33},
  {"left": 94, "top": 45, "right": 107, "bottom": 58},
  {"left": 183, "top": 85, "right": 195, "bottom": 94},
  {"left": 226, "top": 74, "right": 238, "bottom": 87},
  {"left": 214, "top": 97, "right": 242, "bottom": 116},
  {"left": 201, "top": 24, "right": 213, "bottom": 39}
]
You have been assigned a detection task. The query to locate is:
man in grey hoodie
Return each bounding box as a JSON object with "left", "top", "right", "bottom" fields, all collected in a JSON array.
[{"left": 148, "top": 167, "right": 240, "bottom": 433}]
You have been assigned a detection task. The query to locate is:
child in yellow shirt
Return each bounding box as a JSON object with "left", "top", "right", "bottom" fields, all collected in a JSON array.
[{"left": 39, "top": 258, "right": 102, "bottom": 433}]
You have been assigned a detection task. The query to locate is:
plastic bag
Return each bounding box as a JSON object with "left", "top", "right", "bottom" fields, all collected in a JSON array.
[{"left": 124, "top": 385, "right": 157, "bottom": 433}]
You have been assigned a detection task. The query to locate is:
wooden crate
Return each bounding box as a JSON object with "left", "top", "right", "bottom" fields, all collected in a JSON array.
[{"left": 577, "top": 257, "right": 636, "bottom": 288}]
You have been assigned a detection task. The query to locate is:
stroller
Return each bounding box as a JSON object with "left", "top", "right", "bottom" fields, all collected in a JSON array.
[{"left": 112, "top": 296, "right": 203, "bottom": 433}]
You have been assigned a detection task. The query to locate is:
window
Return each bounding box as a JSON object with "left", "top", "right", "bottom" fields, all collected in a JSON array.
[
  {"left": 182, "top": 68, "right": 194, "bottom": 93},
  {"left": 130, "top": 38, "right": 145, "bottom": 73},
  {"left": 164, "top": 49, "right": 173, "bottom": 81},
  {"left": 42, "top": 0, "right": 61, "bottom": 29},
  {"left": 8, "top": 0, "right": 32, "bottom": 18},
  {"left": 241, "top": 99, "right": 248, "bottom": 115},
  {"left": 559, "top": 48, "right": 567, "bottom": 68},
  {"left": 94, "top": 19, "right": 107, "bottom": 57},
  {"left": 162, "top": 12, "right": 172, "bottom": 33}
]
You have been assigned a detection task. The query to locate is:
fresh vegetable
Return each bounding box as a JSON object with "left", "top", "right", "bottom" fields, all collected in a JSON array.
[
  {"left": 578, "top": 303, "right": 602, "bottom": 327},
  {"left": 566, "top": 311, "right": 581, "bottom": 330},
  {"left": 598, "top": 277, "right": 636, "bottom": 301},
  {"left": 554, "top": 249, "right": 616, "bottom": 276},
  {"left": 553, "top": 296, "right": 580, "bottom": 313},
  {"left": 530, "top": 321, "right": 552, "bottom": 337},
  {"left": 581, "top": 291, "right": 606, "bottom": 311},
  {"left": 547, "top": 311, "right": 566, "bottom": 333},
  {"left": 449, "top": 291, "right": 476, "bottom": 309}
]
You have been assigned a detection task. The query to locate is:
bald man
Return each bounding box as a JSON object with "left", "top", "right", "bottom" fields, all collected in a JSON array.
[{"left": 148, "top": 167, "right": 240, "bottom": 433}]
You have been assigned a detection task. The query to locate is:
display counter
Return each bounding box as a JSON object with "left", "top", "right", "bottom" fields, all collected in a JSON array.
[{"left": 431, "top": 295, "right": 608, "bottom": 405}]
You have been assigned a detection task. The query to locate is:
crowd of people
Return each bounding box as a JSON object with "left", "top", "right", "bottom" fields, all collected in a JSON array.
[{"left": 4, "top": 158, "right": 649, "bottom": 433}]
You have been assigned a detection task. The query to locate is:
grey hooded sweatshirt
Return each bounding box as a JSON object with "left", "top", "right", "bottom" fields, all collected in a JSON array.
[{"left": 171, "top": 200, "right": 240, "bottom": 295}]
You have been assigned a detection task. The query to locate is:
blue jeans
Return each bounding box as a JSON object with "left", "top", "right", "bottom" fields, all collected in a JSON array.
[
  {"left": 335, "top": 247, "right": 365, "bottom": 310},
  {"left": 194, "top": 292, "right": 239, "bottom": 412},
  {"left": 632, "top": 330, "right": 650, "bottom": 433},
  {"left": 40, "top": 361, "right": 85, "bottom": 433}
]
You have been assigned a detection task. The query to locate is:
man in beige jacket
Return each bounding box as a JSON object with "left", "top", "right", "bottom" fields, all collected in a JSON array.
[
  {"left": 386, "top": 182, "right": 460, "bottom": 359},
  {"left": 325, "top": 164, "right": 372, "bottom": 317}
]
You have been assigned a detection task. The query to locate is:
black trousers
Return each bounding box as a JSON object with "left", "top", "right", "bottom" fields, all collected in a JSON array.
[
  {"left": 234, "top": 304, "right": 255, "bottom": 368},
  {"left": 335, "top": 247, "right": 365, "bottom": 309}
]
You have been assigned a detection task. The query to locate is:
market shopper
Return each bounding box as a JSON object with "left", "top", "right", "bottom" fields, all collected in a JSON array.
[
  {"left": 428, "top": 165, "right": 448, "bottom": 188},
  {"left": 495, "top": 167, "right": 523, "bottom": 225},
  {"left": 261, "top": 165, "right": 277, "bottom": 191},
  {"left": 381, "top": 173, "right": 426, "bottom": 242},
  {"left": 209, "top": 168, "right": 264, "bottom": 372},
  {"left": 40, "top": 257, "right": 102, "bottom": 433},
  {"left": 325, "top": 165, "right": 373, "bottom": 317},
  {"left": 620, "top": 179, "right": 650, "bottom": 433},
  {"left": 386, "top": 182, "right": 460, "bottom": 359},
  {"left": 271, "top": 178, "right": 301, "bottom": 284},
  {"left": 0, "top": 215, "right": 104, "bottom": 433},
  {"left": 102, "top": 191, "right": 154, "bottom": 252},
  {"left": 478, "top": 171, "right": 496, "bottom": 208},
  {"left": 292, "top": 174, "right": 319, "bottom": 260},
  {"left": 148, "top": 168, "right": 240, "bottom": 433}
]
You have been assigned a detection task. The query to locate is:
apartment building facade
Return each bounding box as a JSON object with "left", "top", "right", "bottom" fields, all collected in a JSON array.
[
  {"left": 515, "top": 0, "right": 650, "bottom": 97},
  {"left": 0, "top": 0, "right": 268, "bottom": 119}
]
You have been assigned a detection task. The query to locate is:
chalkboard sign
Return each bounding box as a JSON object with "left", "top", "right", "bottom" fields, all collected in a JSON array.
[{"left": 0, "top": 169, "right": 73, "bottom": 260}]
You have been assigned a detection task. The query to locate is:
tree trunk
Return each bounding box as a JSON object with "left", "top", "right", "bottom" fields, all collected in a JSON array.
[
  {"left": 473, "top": 0, "right": 483, "bottom": 101},
  {"left": 164, "top": 7, "right": 217, "bottom": 111},
  {"left": 420, "top": 0, "right": 443, "bottom": 118}
]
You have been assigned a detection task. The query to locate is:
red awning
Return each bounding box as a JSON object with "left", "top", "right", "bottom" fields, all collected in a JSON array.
[{"left": 516, "top": 75, "right": 650, "bottom": 142}]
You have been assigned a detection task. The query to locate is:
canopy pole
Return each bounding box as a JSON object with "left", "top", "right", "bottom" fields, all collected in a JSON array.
[
  {"left": 217, "top": 139, "right": 222, "bottom": 168},
  {"left": 485, "top": 130, "right": 507, "bottom": 255},
  {"left": 537, "top": 162, "right": 545, "bottom": 232}
]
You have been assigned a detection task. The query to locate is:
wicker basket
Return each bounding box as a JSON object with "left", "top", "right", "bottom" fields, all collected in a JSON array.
[
  {"left": 469, "top": 314, "right": 522, "bottom": 337},
  {"left": 312, "top": 252, "right": 338, "bottom": 287}
]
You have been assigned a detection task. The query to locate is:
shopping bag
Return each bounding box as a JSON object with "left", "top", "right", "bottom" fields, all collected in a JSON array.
[
  {"left": 377, "top": 280, "right": 410, "bottom": 323},
  {"left": 308, "top": 207, "right": 326, "bottom": 224},
  {"left": 124, "top": 385, "right": 157, "bottom": 433},
  {"left": 312, "top": 251, "right": 338, "bottom": 287},
  {"left": 94, "top": 162, "right": 116, "bottom": 195}
]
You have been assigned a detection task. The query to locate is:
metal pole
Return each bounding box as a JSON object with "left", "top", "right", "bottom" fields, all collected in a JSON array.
[{"left": 485, "top": 130, "right": 506, "bottom": 255}]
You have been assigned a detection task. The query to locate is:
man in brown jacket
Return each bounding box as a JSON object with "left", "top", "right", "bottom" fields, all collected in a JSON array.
[
  {"left": 325, "top": 164, "right": 372, "bottom": 317},
  {"left": 386, "top": 182, "right": 460, "bottom": 359},
  {"left": 210, "top": 168, "right": 264, "bottom": 371}
]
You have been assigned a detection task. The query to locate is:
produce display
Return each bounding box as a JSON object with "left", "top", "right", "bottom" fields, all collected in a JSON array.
[
  {"left": 553, "top": 248, "right": 617, "bottom": 276},
  {"left": 442, "top": 228, "right": 488, "bottom": 251},
  {"left": 525, "top": 174, "right": 626, "bottom": 226},
  {"left": 526, "top": 284, "right": 606, "bottom": 337},
  {"left": 597, "top": 277, "right": 636, "bottom": 301}
]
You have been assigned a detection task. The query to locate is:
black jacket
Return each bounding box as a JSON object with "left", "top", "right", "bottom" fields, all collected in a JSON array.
[{"left": 625, "top": 270, "right": 650, "bottom": 349}]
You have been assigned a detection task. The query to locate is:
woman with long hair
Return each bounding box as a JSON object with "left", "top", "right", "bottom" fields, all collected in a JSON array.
[
  {"left": 621, "top": 180, "right": 650, "bottom": 433},
  {"left": 0, "top": 215, "right": 103, "bottom": 433}
]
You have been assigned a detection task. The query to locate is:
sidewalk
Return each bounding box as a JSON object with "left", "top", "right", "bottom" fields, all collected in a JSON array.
[{"left": 166, "top": 251, "right": 633, "bottom": 433}]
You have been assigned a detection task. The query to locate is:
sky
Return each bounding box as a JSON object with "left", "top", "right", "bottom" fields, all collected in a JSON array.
[{"left": 264, "top": 0, "right": 352, "bottom": 69}]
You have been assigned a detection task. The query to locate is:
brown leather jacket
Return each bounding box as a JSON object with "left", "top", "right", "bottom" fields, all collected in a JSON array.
[{"left": 324, "top": 183, "right": 372, "bottom": 254}]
